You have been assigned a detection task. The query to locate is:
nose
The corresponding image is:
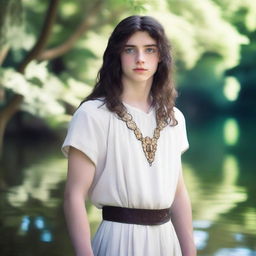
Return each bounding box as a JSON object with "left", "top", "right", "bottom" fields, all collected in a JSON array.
[{"left": 135, "top": 50, "right": 145, "bottom": 64}]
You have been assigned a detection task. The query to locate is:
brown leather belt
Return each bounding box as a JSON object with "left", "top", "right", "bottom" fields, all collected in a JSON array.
[{"left": 102, "top": 206, "right": 171, "bottom": 225}]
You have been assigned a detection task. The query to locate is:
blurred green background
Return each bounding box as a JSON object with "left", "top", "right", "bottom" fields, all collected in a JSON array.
[{"left": 0, "top": 0, "right": 255, "bottom": 255}]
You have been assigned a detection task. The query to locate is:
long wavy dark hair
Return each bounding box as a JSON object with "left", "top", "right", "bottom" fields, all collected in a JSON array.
[{"left": 83, "top": 15, "right": 178, "bottom": 126}]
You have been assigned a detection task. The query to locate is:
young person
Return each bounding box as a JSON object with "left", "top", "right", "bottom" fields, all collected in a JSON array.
[{"left": 62, "top": 15, "right": 196, "bottom": 256}]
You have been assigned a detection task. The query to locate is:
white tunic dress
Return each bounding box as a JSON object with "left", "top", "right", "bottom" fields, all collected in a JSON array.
[{"left": 62, "top": 99, "right": 189, "bottom": 256}]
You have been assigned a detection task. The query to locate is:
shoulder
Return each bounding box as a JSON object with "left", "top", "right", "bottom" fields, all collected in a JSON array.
[
  {"left": 67, "top": 99, "right": 110, "bottom": 135},
  {"left": 75, "top": 99, "right": 109, "bottom": 119},
  {"left": 173, "top": 107, "right": 186, "bottom": 124},
  {"left": 78, "top": 99, "right": 107, "bottom": 113}
]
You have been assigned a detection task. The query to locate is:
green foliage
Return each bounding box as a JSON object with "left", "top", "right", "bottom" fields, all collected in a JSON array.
[
  {"left": 212, "top": 0, "right": 256, "bottom": 33},
  {"left": 72, "top": 0, "right": 249, "bottom": 74},
  {"left": 177, "top": 53, "right": 229, "bottom": 109},
  {"left": 0, "top": 0, "right": 255, "bottom": 131},
  {"left": 157, "top": 0, "right": 247, "bottom": 69},
  {"left": 0, "top": 0, "right": 23, "bottom": 48},
  {"left": 0, "top": 61, "right": 91, "bottom": 127}
]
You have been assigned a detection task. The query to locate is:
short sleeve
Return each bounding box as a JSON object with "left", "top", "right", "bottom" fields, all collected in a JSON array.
[
  {"left": 174, "top": 107, "right": 189, "bottom": 154},
  {"left": 61, "top": 105, "right": 106, "bottom": 166}
]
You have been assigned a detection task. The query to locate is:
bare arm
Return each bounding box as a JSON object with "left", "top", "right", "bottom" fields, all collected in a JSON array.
[
  {"left": 171, "top": 170, "right": 197, "bottom": 256},
  {"left": 64, "top": 147, "right": 95, "bottom": 256}
]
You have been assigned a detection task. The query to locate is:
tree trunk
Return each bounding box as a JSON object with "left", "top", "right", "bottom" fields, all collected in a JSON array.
[
  {"left": 0, "top": 46, "right": 9, "bottom": 66},
  {"left": 0, "top": 0, "right": 60, "bottom": 155},
  {"left": 0, "top": 94, "right": 23, "bottom": 155}
]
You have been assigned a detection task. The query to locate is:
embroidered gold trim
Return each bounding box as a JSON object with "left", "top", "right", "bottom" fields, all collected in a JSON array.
[{"left": 118, "top": 108, "right": 168, "bottom": 166}]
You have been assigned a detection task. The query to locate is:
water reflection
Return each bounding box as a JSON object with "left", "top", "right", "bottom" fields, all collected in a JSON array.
[
  {"left": 7, "top": 158, "right": 66, "bottom": 207},
  {"left": 19, "top": 216, "right": 53, "bottom": 243},
  {"left": 194, "top": 230, "right": 209, "bottom": 250},
  {"left": 223, "top": 118, "right": 239, "bottom": 146},
  {"left": 183, "top": 116, "right": 256, "bottom": 255},
  {"left": 0, "top": 117, "right": 255, "bottom": 256},
  {"left": 0, "top": 136, "right": 73, "bottom": 256},
  {"left": 20, "top": 216, "right": 30, "bottom": 233},
  {"left": 215, "top": 248, "right": 256, "bottom": 256}
]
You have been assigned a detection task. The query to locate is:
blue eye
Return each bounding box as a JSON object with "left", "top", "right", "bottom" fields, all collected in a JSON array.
[
  {"left": 145, "top": 47, "right": 157, "bottom": 53},
  {"left": 124, "top": 48, "right": 135, "bottom": 54}
]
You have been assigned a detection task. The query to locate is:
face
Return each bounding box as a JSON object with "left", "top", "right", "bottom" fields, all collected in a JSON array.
[{"left": 120, "top": 31, "right": 160, "bottom": 84}]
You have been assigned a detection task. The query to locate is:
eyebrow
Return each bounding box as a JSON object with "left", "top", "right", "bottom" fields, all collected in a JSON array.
[{"left": 124, "top": 44, "right": 158, "bottom": 47}]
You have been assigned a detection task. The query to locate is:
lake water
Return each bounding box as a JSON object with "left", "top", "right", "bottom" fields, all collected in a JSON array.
[{"left": 0, "top": 116, "right": 255, "bottom": 256}]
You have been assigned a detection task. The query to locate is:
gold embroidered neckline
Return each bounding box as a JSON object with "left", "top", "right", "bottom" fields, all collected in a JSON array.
[{"left": 117, "top": 107, "right": 168, "bottom": 166}]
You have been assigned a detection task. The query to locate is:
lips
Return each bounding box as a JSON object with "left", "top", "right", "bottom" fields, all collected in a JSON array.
[{"left": 133, "top": 68, "right": 148, "bottom": 72}]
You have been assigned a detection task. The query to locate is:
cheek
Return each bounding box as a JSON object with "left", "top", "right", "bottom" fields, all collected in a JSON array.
[
  {"left": 150, "top": 56, "right": 160, "bottom": 69},
  {"left": 121, "top": 55, "right": 133, "bottom": 68}
]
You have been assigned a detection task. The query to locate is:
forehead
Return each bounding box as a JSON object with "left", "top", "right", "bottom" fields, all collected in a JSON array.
[{"left": 125, "top": 31, "right": 157, "bottom": 46}]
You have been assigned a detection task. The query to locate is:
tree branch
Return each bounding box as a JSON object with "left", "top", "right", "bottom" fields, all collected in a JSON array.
[
  {"left": 0, "top": 46, "right": 9, "bottom": 66},
  {"left": 17, "top": 0, "right": 60, "bottom": 73},
  {"left": 38, "top": 0, "right": 104, "bottom": 61}
]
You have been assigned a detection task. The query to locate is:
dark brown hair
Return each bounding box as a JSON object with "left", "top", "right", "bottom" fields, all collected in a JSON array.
[{"left": 83, "top": 15, "right": 177, "bottom": 125}]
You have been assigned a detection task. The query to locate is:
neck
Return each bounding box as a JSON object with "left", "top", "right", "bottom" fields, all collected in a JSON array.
[{"left": 121, "top": 77, "right": 153, "bottom": 113}]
